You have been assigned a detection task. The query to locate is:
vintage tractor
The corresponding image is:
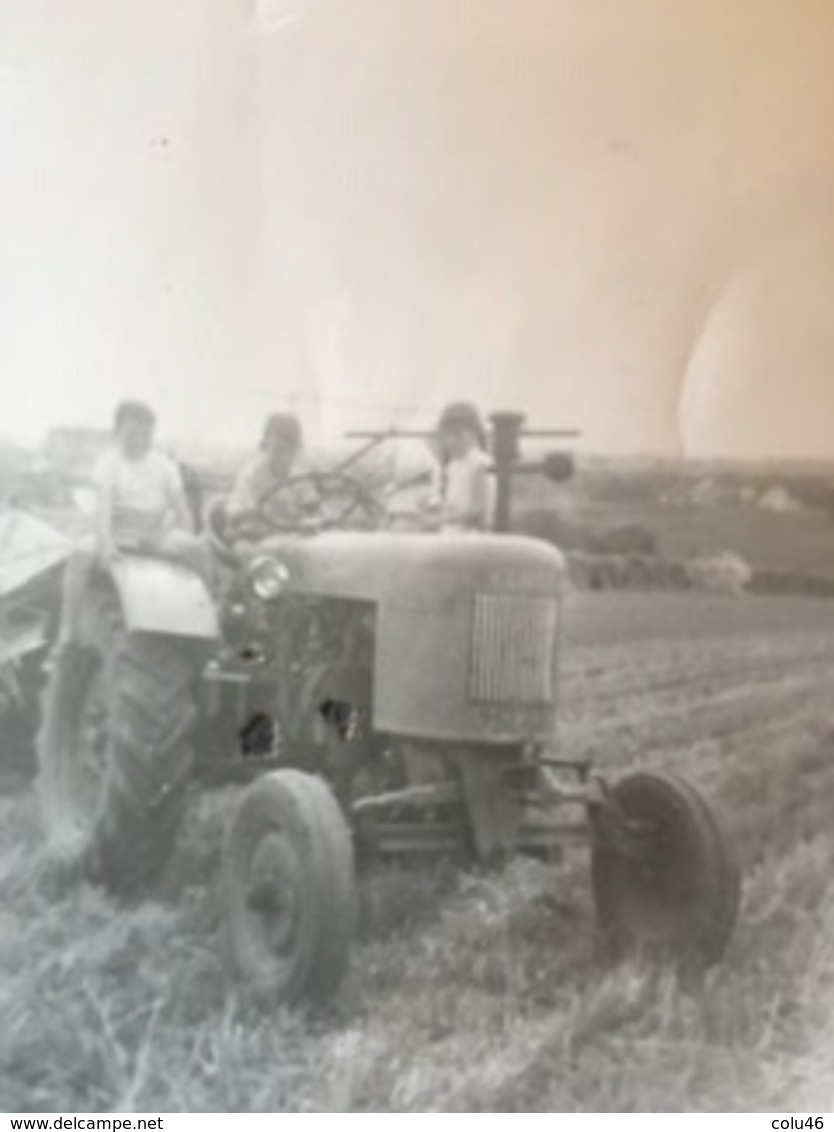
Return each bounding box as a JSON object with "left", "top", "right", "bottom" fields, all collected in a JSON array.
[{"left": 36, "top": 413, "right": 740, "bottom": 1005}]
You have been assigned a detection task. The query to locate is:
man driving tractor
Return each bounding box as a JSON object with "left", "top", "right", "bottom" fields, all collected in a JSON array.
[
  {"left": 224, "top": 412, "right": 322, "bottom": 558},
  {"left": 53, "top": 400, "right": 208, "bottom": 653}
]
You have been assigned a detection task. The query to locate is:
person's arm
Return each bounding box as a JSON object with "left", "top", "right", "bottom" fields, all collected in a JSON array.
[
  {"left": 165, "top": 460, "right": 195, "bottom": 534},
  {"left": 90, "top": 455, "right": 118, "bottom": 563},
  {"left": 226, "top": 460, "right": 274, "bottom": 547},
  {"left": 425, "top": 459, "right": 444, "bottom": 511},
  {"left": 469, "top": 458, "right": 492, "bottom": 527},
  {"left": 226, "top": 460, "right": 258, "bottom": 519},
  {"left": 440, "top": 456, "right": 491, "bottom": 528},
  {"left": 96, "top": 489, "right": 116, "bottom": 559},
  {"left": 301, "top": 474, "right": 322, "bottom": 517}
]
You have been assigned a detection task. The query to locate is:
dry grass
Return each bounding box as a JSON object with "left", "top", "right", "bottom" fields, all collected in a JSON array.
[{"left": 3, "top": 592, "right": 834, "bottom": 1110}]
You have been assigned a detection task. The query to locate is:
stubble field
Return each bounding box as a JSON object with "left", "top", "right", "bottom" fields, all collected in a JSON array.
[{"left": 2, "top": 590, "right": 834, "bottom": 1112}]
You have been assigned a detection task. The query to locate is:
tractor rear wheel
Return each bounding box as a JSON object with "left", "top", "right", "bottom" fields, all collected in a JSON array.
[
  {"left": 590, "top": 770, "right": 740, "bottom": 967},
  {"left": 37, "top": 583, "right": 202, "bottom": 896},
  {"left": 221, "top": 769, "right": 356, "bottom": 1007}
]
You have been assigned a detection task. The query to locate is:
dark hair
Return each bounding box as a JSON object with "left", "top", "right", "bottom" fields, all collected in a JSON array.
[
  {"left": 435, "top": 402, "right": 487, "bottom": 450},
  {"left": 114, "top": 400, "right": 156, "bottom": 431},
  {"left": 260, "top": 412, "right": 302, "bottom": 451}
]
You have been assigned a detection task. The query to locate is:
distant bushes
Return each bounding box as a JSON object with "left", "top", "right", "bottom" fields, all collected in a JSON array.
[
  {"left": 513, "top": 509, "right": 657, "bottom": 557},
  {"left": 516, "top": 506, "right": 834, "bottom": 599},
  {"left": 685, "top": 552, "right": 753, "bottom": 595},
  {"left": 565, "top": 552, "right": 693, "bottom": 593},
  {"left": 568, "top": 458, "right": 834, "bottom": 514},
  {"left": 748, "top": 568, "right": 834, "bottom": 598},
  {"left": 561, "top": 548, "right": 834, "bottom": 599}
]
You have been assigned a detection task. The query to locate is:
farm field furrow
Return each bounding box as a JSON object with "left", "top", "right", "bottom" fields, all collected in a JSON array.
[
  {"left": 560, "top": 658, "right": 832, "bottom": 750},
  {"left": 562, "top": 591, "right": 834, "bottom": 648},
  {"left": 2, "top": 591, "right": 834, "bottom": 1111},
  {"left": 560, "top": 639, "right": 833, "bottom": 709}
]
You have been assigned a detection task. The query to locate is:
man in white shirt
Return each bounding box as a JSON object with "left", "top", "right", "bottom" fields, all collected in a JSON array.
[
  {"left": 54, "top": 400, "right": 207, "bottom": 650},
  {"left": 423, "top": 402, "right": 494, "bottom": 533}
]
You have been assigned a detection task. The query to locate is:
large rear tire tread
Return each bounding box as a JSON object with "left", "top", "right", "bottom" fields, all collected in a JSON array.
[
  {"left": 661, "top": 770, "right": 741, "bottom": 958},
  {"left": 591, "top": 769, "right": 741, "bottom": 969},
  {"left": 38, "top": 584, "right": 202, "bottom": 897},
  {"left": 221, "top": 769, "right": 356, "bottom": 1008}
]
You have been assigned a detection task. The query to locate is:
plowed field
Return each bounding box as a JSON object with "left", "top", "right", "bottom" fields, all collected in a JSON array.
[{"left": 3, "top": 592, "right": 834, "bottom": 1111}]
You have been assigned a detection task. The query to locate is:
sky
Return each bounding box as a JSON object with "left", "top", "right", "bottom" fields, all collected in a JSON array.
[{"left": 2, "top": 0, "right": 834, "bottom": 457}]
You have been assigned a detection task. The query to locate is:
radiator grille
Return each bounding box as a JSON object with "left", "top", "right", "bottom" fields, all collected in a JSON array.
[{"left": 469, "top": 592, "right": 558, "bottom": 704}]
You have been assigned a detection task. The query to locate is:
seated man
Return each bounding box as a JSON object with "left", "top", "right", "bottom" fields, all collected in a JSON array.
[
  {"left": 54, "top": 400, "right": 208, "bottom": 650},
  {"left": 422, "top": 402, "right": 493, "bottom": 533},
  {"left": 225, "top": 412, "right": 321, "bottom": 558}
]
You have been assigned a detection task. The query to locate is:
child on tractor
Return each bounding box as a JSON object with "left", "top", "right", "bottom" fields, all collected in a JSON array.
[
  {"left": 224, "top": 412, "right": 322, "bottom": 559},
  {"left": 423, "top": 402, "right": 494, "bottom": 533},
  {"left": 53, "top": 400, "right": 209, "bottom": 652}
]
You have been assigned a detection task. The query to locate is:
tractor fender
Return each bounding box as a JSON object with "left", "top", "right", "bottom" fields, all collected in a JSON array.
[{"left": 109, "top": 556, "right": 219, "bottom": 641}]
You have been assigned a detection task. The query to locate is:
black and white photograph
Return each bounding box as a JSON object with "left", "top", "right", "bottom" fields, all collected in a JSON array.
[{"left": 2, "top": 0, "right": 834, "bottom": 1115}]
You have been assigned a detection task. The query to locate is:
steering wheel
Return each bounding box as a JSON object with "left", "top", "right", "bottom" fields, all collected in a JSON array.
[
  {"left": 254, "top": 470, "right": 388, "bottom": 534},
  {"left": 204, "top": 471, "right": 388, "bottom": 564}
]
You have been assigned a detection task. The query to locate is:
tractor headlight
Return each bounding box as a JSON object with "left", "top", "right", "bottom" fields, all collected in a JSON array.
[{"left": 248, "top": 555, "right": 290, "bottom": 601}]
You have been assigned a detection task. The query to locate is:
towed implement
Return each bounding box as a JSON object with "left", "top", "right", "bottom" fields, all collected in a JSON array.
[{"left": 35, "top": 412, "right": 740, "bottom": 1004}]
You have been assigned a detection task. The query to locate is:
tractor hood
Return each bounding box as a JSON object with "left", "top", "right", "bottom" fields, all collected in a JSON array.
[
  {"left": 277, "top": 531, "right": 566, "bottom": 604},
  {"left": 277, "top": 531, "right": 567, "bottom": 745}
]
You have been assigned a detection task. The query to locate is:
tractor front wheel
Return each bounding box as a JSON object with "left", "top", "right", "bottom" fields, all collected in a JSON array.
[
  {"left": 220, "top": 769, "right": 356, "bottom": 1007},
  {"left": 37, "top": 584, "right": 202, "bottom": 896},
  {"left": 590, "top": 770, "right": 740, "bottom": 967}
]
